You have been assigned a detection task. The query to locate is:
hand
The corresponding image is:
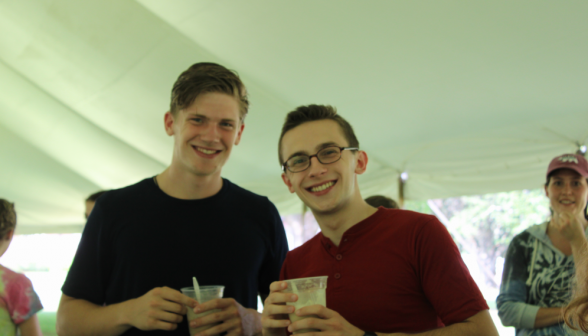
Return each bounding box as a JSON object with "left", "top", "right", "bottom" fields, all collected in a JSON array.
[
  {"left": 262, "top": 281, "right": 298, "bottom": 336},
  {"left": 127, "top": 286, "right": 197, "bottom": 331},
  {"left": 553, "top": 211, "right": 586, "bottom": 246},
  {"left": 288, "top": 305, "right": 363, "bottom": 336},
  {"left": 190, "top": 298, "right": 261, "bottom": 336}
]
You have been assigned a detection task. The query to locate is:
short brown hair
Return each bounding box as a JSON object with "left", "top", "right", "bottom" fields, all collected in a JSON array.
[
  {"left": 170, "top": 62, "right": 249, "bottom": 120},
  {"left": 86, "top": 190, "right": 108, "bottom": 203},
  {"left": 278, "top": 105, "right": 359, "bottom": 165},
  {"left": 0, "top": 199, "right": 16, "bottom": 239},
  {"left": 365, "top": 195, "right": 399, "bottom": 209}
]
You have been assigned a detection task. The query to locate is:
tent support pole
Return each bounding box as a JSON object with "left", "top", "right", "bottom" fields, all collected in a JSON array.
[{"left": 398, "top": 176, "right": 405, "bottom": 209}]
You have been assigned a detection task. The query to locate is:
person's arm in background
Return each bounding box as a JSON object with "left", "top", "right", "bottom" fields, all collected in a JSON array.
[
  {"left": 19, "top": 314, "right": 42, "bottom": 336},
  {"left": 496, "top": 232, "right": 561, "bottom": 329},
  {"left": 558, "top": 210, "right": 588, "bottom": 331}
]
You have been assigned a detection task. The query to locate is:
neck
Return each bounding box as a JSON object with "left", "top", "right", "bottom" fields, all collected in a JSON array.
[
  {"left": 156, "top": 166, "right": 223, "bottom": 200},
  {"left": 313, "top": 198, "right": 378, "bottom": 246}
]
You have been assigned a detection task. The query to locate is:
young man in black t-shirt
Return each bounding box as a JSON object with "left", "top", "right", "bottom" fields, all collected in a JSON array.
[{"left": 57, "top": 63, "right": 288, "bottom": 336}]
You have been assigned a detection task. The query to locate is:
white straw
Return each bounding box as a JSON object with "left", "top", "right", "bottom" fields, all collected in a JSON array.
[{"left": 192, "top": 276, "right": 201, "bottom": 303}]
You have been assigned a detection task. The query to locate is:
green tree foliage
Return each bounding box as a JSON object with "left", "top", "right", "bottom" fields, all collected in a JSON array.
[{"left": 405, "top": 189, "right": 550, "bottom": 288}]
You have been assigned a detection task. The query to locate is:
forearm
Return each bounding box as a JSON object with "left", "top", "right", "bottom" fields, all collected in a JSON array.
[
  {"left": 533, "top": 307, "right": 563, "bottom": 328},
  {"left": 19, "top": 314, "right": 42, "bottom": 336},
  {"left": 381, "top": 310, "right": 498, "bottom": 336},
  {"left": 572, "top": 239, "right": 588, "bottom": 296},
  {"left": 56, "top": 294, "right": 133, "bottom": 336}
]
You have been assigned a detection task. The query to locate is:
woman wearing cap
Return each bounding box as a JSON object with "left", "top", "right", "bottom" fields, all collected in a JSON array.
[{"left": 496, "top": 153, "right": 588, "bottom": 336}]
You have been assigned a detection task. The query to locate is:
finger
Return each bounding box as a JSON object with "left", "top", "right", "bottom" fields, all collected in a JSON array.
[
  {"left": 261, "top": 314, "right": 291, "bottom": 328},
  {"left": 160, "top": 287, "right": 198, "bottom": 308},
  {"left": 197, "top": 317, "right": 240, "bottom": 336},
  {"left": 289, "top": 317, "right": 325, "bottom": 334},
  {"left": 265, "top": 292, "right": 298, "bottom": 306},
  {"left": 142, "top": 318, "right": 180, "bottom": 331},
  {"left": 263, "top": 303, "right": 295, "bottom": 316},
  {"left": 295, "top": 305, "right": 331, "bottom": 319},
  {"left": 269, "top": 281, "right": 289, "bottom": 292},
  {"left": 196, "top": 298, "right": 236, "bottom": 313},
  {"left": 191, "top": 308, "right": 231, "bottom": 327},
  {"left": 147, "top": 309, "right": 184, "bottom": 325},
  {"left": 147, "top": 297, "right": 187, "bottom": 316}
]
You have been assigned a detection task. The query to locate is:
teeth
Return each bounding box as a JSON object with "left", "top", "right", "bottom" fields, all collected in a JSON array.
[
  {"left": 197, "top": 148, "right": 216, "bottom": 155},
  {"left": 310, "top": 181, "right": 334, "bottom": 192},
  {"left": 560, "top": 200, "right": 573, "bottom": 204}
]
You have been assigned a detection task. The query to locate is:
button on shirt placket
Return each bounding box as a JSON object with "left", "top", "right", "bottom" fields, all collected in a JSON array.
[{"left": 324, "top": 237, "right": 350, "bottom": 290}]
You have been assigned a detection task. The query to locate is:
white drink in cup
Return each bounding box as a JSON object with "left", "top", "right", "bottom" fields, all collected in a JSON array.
[
  {"left": 283, "top": 276, "right": 328, "bottom": 334},
  {"left": 181, "top": 285, "right": 224, "bottom": 336}
]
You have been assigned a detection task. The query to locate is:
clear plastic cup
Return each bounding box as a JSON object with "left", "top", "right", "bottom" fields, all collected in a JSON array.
[
  {"left": 283, "top": 276, "right": 328, "bottom": 334},
  {"left": 181, "top": 285, "right": 225, "bottom": 336}
]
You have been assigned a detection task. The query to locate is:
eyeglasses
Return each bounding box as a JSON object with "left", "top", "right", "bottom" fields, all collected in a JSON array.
[{"left": 282, "top": 146, "right": 359, "bottom": 173}]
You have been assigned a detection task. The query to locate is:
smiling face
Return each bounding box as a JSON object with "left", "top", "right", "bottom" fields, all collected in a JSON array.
[
  {"left": 280, "top": 119, "right": 367, "bottom": 215},
  {"left": 165, "top": 92, "right": 244, "bottom": 179},
  {"left": 545, "top": 169, "right": 588, "bottom": 218}
]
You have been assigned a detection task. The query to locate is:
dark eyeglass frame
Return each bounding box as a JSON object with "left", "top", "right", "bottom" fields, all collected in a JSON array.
[{"left": 282, "top": 146, "right": 359, "bottom": 173}]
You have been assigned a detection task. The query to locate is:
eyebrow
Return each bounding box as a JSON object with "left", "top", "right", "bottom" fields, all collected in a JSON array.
[
  {"left": 186, "top": 113, "right": 237, "bottom": 123},
  {"left": 286, "top": 142, "right": 342, "bottom": 161}
]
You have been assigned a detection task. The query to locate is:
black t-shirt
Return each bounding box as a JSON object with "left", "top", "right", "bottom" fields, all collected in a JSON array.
[{"left": 62, "top": 177, "right": 288, "bottom": 335}]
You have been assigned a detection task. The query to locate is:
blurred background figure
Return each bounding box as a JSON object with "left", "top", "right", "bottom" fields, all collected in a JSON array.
[
  {"left": 497, "top": 153, "right": 588, "bottom": 336},
  {"left": 85, "top": 191, "right": 108, "bottom": 219},
  {"left": 0, "top": 199, "right": 43, "bottom": 336},
  {"left": 365, "top": 195, "right": 399, "bottom": 209}
]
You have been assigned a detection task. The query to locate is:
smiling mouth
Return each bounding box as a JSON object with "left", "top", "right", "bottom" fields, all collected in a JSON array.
[
  {"left": 307, "top": 181, "right": 336, "bottom": 193},
  {"left": 559, "top": 200, "right": 575, "bottom": 205},
  {"left": 193, "top": 146, "right": 221, "bottom": 155}
]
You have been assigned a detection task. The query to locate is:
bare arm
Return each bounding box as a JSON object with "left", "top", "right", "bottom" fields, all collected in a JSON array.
[
  {"left": 56, "top": 294, "right": 134, "bottom": 336},
  {"left": 57, "top": 287, "right": 195, "bottom": 336},
  {"left": 19, "top": 314, "right": 42, "bottom": 336},
  {"left": 385, "top": 310, "right": 499, "bottom": 336},
  {"left": 533, "top": 307, "right": 563, "bottom": 329}
]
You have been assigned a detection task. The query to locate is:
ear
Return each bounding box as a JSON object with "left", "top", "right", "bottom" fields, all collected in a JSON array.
[
  {"left": 4, "top": 229, "right": 14, "bottom": 241},
  {"left": 544, "top": 184, "right": 549, "bottom": 198},
  {"left": 281, "top": 172, "right": 295, "bottom": 194},
  {"left": 354, "top": 150, "right": 369, "bottom": 175},
  {"left": 164, "top": 111, "right": 176, "bottom": 136},
  {"left": 234, "top": 122, "right": 245, "bottom": 146}
]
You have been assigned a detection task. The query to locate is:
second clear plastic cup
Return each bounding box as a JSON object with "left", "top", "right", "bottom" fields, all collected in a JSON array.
[
  {"left": 181, "top": 285, "right": 225, "bottom": 336},
  {"left": 283, "top": 276, "right": 328, "bottom": 334}
]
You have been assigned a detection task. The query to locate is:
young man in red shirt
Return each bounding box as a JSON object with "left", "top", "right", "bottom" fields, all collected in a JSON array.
[{"left": 262, "top": 105, "right": 498, "bottom": 335}]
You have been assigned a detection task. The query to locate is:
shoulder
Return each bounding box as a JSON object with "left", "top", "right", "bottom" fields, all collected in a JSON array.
[
  {"left": 375, "top": 208, "right": 446, "bottom": 234},
  {"left": 509, "top": 225, "right": 540, "bottom": 247},
  {"left": 98, "top": 178, "right": 155, "bottom": 204},
  {"left": 285, "top": 234, "right": 322, "bottom": 259},
  {"left": 223, "top": 179, "right": 272, "bottom": 204},
  {"left": 0, "top": 266, "right": 33, "bottom": 289},
  {"left": 222, "top": 179, "right": 280, "bottom": 217}
]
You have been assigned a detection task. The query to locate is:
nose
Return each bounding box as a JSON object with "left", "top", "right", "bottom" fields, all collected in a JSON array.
[
  {"left": 200, "top": 122, "right": 220, "bottom": 142},
  {"left": 562, "top": 183, "right": 573, "bottom": 194},
  {"left": 307, "top": 156, "right": 328, "bottom": 177}
]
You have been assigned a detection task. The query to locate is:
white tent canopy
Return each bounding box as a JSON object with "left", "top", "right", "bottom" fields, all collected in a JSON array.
[{"left": 1, "top": 0, "right": 587, "bottom": 234}]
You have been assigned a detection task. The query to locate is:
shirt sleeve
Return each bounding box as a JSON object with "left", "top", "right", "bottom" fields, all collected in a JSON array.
[
  {"left": 6, "top": 274, "right": 43, "bottom": 325},
  {"left": 61, "top": 198, "right": 113, "bottom": 304},
  {"left": 415, "top": 217, "right": 489, "bottom": 326},
  {"left": 257, "top": 199, "right": 289, "bottom": 296},
  {"left": 496, "top": 234, "right": 540, "bottom": 329}
]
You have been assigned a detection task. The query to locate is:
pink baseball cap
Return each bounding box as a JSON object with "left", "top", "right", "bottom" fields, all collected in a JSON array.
[{"left": 546, "top": 153, "right": 588, "bottom": 178}]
